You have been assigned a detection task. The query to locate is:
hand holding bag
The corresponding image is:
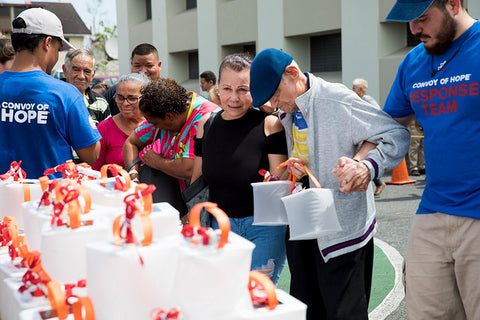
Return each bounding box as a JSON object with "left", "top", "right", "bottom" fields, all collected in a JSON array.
[
  {"left": 281, "top": 164, "right": 342, "bottom": 240},
  {"left": 251, "top": 161, "right": 301, "bottom": 226}
]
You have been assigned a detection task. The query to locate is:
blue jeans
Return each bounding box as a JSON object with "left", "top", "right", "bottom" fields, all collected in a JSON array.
[{"left": 212, "top": 216, "right": 287, "bottom": 285}]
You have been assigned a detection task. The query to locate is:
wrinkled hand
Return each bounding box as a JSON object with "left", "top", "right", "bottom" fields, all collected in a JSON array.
[
  {"left": 286, "top": 157, "right": 308, "bottom": 179},
  {"left": 332, "top": 157, "right": 370, "bottom": 193},
  {"left": 141, "top": 148, "right": 162, "bottom": 169}
]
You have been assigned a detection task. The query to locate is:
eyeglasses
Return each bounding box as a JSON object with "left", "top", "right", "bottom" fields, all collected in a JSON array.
[{"left": 115, "top": 94, "right": 142, "bottom": 104}]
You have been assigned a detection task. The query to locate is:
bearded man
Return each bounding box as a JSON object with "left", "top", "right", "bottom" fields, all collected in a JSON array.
[{"left": 384, "top": 0, "right": 480, "bottom": 318}]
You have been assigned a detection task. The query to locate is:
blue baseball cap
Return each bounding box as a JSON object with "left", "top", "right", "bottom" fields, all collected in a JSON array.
[
  {"left": 386, "top": 0, "right": 435, "bottom": 22},
  {"left": 250, "top": 48, "right": 293, "bottom": 108}
]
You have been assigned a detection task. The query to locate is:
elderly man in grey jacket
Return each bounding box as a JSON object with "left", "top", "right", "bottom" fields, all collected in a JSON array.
[{"left": 250, "top": 48, "right": 410, "bottom": 320}]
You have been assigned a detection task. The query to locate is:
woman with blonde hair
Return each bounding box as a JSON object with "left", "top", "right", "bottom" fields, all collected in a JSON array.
[{"left": 191, "top": 53, "right": 288, "bottom": 284}]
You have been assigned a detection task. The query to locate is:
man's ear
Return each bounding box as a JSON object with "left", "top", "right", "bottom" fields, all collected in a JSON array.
[
  {"left": 62, "top": 64, "right": 67, "bottom": 74},
  {"left": 42, "top": 36, "right": 53, "bottom": 51},
  {"left": 284, "top": 65, "right": 300, "bottom": 79},
  {"left": 448, "top": 0, "right": 461, "bottom": 15}
]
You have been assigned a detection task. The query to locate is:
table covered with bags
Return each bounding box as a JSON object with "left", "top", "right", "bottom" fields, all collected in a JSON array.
[{"left": 0, "top": 160, "right": 306, "bottom": 320}]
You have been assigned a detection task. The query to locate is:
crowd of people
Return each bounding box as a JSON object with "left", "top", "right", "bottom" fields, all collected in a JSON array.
[{"left": 1, "top": 0, "right": 478, "bottom": 319}]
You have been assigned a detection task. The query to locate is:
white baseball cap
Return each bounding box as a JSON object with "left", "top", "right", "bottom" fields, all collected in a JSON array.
[{"left": 12, "top": 8, "right": 75, "bottom": 51}]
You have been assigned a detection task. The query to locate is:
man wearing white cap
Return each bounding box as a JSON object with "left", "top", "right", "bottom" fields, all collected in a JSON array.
[
  {"left": 0, "top": 8, "right": 101, "bottom": 178},
  {"left": 383, "top": 0, "right": 480, "bottom": 318}
]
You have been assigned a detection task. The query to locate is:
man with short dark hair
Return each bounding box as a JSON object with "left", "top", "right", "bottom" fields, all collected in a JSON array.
[
  {"left": 384, "top": 0, "right": 480, "bottom": 318},
  {"left": 63, "top": 49, "right": 110, "bottom": 126},
  {"left": 0, "top": 8, "right": 101, "bottom": 178},
  {"left": 199, "top": 70, "right": 216, "bottom": 93},
  {"left": 104, "top": 43, "right": 161, "bottom": 115}
]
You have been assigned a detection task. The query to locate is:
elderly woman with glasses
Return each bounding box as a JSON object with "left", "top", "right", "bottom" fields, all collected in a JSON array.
[{"left": 92, "top": 73, "right": 149, "bottom": 170}]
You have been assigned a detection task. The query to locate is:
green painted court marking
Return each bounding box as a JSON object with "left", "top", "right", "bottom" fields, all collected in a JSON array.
[
  {"left": 276, "top": 244, "right": 395, "bottom": 313},
  {"left": 369, "top": 244, "right": 395, "bottom": 312}
]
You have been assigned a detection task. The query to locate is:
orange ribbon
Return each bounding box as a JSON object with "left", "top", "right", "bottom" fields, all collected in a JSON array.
[
  {"left": 47, "top": 280, "right": 95, "bottom": 320},
  {"left": 100, "top": 163, "right": 131, "bottom": 191},
  {"left": 248, "top": 270, "right": 279, "bottom": 310},
  {"left": 112, "top": 185, "right": 156, "bottom": 247},
  {"left": 188, "top": 202, "right": 230, "bottom": 248}
]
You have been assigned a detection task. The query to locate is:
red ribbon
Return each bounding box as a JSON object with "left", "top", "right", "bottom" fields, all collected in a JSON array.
[
  {"left": 150, "top": 308, "right": 182, "bottom": 320},
  {"left": 51, "top": 187, "right": 80, "bottom": 227},
  {"left": 38, "top": 180, "right": 58, "bottom": 208},
  {"left": 0, "top": 160, "right": 26, "bottom": 181},
  {"left": 64, "top": 279, "right": 87, "bottom": 304}
]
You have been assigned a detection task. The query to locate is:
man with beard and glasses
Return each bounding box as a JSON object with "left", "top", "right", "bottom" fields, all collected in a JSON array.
[
  {"left": 63, "top": 49, "right": 111, "bottom": 126},
  {"left": 384, "top": 0, "right": 480, "bottom": 318}
]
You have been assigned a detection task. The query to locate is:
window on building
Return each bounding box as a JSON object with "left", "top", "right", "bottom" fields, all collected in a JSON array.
[
  {"left": 0, "top": 7, "right": 10, "bottom": 16},
  {"left": 188, "top": 51, "right": 199, "bottom": 80},
  {"left": 186, "top": 0, "right": 197, "bottom": 10},
  {"left": 406, "top": 24, "right": 421, "bottom": 47},
  {"left": 310, "top": 33, "right": 342, "bottom": 72},
  {"left": 243, "top": 44, "right": 256, "bottom": 57},
  {"left": 146, "top": 0, "right": 152, "bottom": 20}
]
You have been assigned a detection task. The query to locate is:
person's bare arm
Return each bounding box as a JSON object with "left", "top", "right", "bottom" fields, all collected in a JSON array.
[
  {"left": 76, "top": 142, "right": 101, "bottom": 165},
  {"left": 141, "top": 149, "right": 194, "bottom": 180},
  {"left": 123, "top": 132, "right": 147, "bottom": 180}
]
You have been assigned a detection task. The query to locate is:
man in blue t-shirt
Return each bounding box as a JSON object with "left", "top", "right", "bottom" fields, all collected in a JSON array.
[
  {"left": 0, "top": 8, "right": 101, "bottom": 179},
  {"left": 384, "top": 0, "right": 480, "bottom": 318}
]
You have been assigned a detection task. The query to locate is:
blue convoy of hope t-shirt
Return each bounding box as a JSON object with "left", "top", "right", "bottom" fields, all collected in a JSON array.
[
  {"left": 383, "top": 21, "right": 480, "bottom": 219},
  {"left": 0, "top": 70, "right": 101, "bottom": 178}
]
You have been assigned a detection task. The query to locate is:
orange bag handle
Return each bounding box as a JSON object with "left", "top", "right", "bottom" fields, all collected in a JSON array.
[
  {"left": 39, "top": 176, "right": 50, "bottom": 192},
  {"left": 262, "top": 161, "right": 290, "bottom": 182},
  {"left": 135, "top": 183, "right": 153, "bottom": 215},
  {"left": 72, "top": 297, "right": 95, "bottom": 320},
  {"left": 112, "top": 212, "right": 153, "bottom": 247},
  {"left": 47, "top": 280, "right": 70, "bottom": 320},
  {"left": 291, "top": 163, "right": 322, "bottom": 189},
  {"left": 47, "top": 281, "right": 95, "bottom": 320},
  {"left": 248, "top": 270, "right": 279, "bottom": 311},
  {"left": 23, "top": 183, "right": 31, "bottom": 202},
  {"left": 16, "top": 235, "right": 29, "bottom": 259},
  {"left": 55, "top": 180, "right": 91, "bottom": 214},
  {"left": 100, "top": 164, "right": 131, "bottom": 191},
  {"left": 189, "top": 202, "right": 230, "bottom": 248}
]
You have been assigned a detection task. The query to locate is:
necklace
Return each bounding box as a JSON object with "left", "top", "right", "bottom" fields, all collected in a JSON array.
[{"left": 430, "top": 28, "right": 471, "bottom": 77}]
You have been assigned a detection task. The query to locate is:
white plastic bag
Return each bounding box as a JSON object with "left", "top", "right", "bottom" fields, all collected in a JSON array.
[{"left": 281, "top": 165, "right": 341, "bottom": 240}]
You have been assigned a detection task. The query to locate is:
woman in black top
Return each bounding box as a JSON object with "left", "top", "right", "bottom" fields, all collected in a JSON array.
[{"left": 191, "top": 53, "right": 288, "bottom": 284}]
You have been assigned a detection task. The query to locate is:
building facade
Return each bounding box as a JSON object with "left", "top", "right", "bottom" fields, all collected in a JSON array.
[{"left": 116, "top": 0, "right": 480, "bottom": 105}]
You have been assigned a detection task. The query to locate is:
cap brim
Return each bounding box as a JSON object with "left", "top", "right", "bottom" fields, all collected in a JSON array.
[
  {"left": 386, "top": 0, "right": 434, "bottom": 22},
  {"left": 60, "top": 37, "right": 75, "bottom": 51}
]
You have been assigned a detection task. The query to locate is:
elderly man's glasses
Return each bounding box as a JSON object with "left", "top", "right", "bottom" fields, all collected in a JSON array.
[{"left": 115, "top": 94, "right": 142, "bottom": 104}]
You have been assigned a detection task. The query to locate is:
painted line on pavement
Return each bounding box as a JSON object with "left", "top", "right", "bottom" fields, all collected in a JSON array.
[{"left": 369, "top": 238, "right": 405, "bottom": 320}]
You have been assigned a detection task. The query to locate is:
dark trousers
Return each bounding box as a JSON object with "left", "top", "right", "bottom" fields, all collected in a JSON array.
[{"left": 286, "top": 231, "right": 374, "bottom": 320}]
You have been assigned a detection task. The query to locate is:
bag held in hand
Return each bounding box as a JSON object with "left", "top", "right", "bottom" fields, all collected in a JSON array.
[{"left": 281, "top": 164, "right": 341, "bottom": 240}]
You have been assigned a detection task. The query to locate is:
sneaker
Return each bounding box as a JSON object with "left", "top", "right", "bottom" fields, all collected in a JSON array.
[
  {"left": 374, "top": 182, "right": 386, "bottom": 196},
  {"left": 419, "top": 168, "right": 425, "bottom": 175},
  {"left": 410, "top": 169, "right": 420, "bottom": 176}
]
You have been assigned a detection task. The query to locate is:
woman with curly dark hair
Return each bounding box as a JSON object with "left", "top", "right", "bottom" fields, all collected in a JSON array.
[{"left": 123, "top": 78, "right": 218, "bottom": 214}]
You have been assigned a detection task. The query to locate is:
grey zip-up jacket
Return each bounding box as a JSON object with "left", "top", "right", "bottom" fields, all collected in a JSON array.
[{"left": 279, "top": 74, "right": 410, "bottom": 261}]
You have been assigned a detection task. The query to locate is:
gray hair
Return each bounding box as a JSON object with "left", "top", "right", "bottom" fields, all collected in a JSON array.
[
  {"left": 352, "top": 78, "right": 368, "bottom": 91},
  {"left": 117, "top": 72, "right": 150, "bottom": 87},
  {"left": 64, "top": 49, "right": 95, "bottom": 70}
]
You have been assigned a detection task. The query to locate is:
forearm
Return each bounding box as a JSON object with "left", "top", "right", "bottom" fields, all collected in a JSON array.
[
  {"left": 123, "top": 139, "right": 142, "bottom": 171},
  {"left": 76, "top": 142, "right": 101, "bottom": 165},
  {"left": 149, "top": 156, "right": 194, "bottom": 180}
]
